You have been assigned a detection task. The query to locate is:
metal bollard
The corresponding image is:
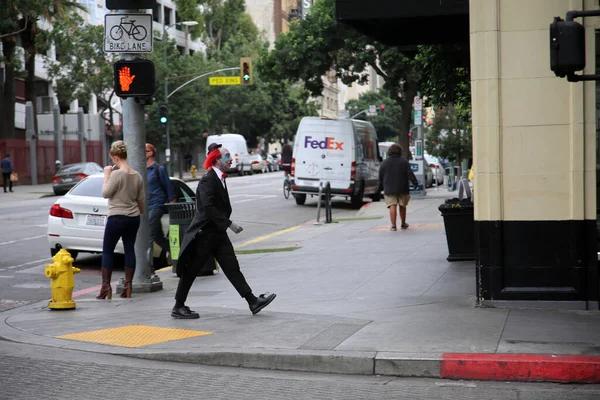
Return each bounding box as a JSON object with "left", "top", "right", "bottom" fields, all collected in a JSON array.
[
  {"left": 325, "top": 181, "right": 333, "bottom": 223},
  {"left": 314, "top": 182, "right": 324, "bottom": 225}
]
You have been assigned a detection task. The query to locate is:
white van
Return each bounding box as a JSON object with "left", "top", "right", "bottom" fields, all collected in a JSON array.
[
  {"left": 206, "top": 133, "right": 252, "bottom": 175},
  {"left": 291, "top": 117, "right": 382, "bottom": 208}
]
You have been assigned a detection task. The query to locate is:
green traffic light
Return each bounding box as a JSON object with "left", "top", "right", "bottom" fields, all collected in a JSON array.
[
  {"left": 160, "top": 116, "right": 167, "bottom": 124},
  {"left": 243, "top": 74, "right": 250, "bottom": 81}
]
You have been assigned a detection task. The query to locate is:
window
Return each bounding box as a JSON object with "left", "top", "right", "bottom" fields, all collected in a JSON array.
[
  {"left": 69, "top": 177, "right": 104, "bottom": 198},
  {"left": 153, "top": 2, "right": 160, "bottom": 22},
  {"left": 164, "top": 7, "right": 172, "bottom": 26}
]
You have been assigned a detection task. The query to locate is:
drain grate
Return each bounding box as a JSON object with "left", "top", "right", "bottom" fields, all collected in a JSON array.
[{"left": 298, "top": 322, "right": 369, "bottom": 351}]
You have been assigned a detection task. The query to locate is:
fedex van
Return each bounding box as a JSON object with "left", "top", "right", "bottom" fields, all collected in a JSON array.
[
  {"left": 206, "top": 133, "right": 252, "bottom": 175},
  {"left": 291, "top": 117, "right": 382, "bottom": 208}
]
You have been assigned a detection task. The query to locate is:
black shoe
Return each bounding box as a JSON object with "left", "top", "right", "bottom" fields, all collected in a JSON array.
[
  {"left": 171, "top": 305, "right": 200, "bottom": 319},
  {"left": 249, "top": 293, "right": 276, "bottom": 315}
]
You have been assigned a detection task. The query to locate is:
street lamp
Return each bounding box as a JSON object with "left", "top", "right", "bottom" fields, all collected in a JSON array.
[{"left": 162, "top": 20, "right": 198, "bottom": 176}]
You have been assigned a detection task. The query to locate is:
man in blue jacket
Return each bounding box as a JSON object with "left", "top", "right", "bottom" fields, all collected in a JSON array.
[
  {"left": 145, "top": 144, "right": 175, "bottom": 270},
  {"left": 378, "top": 144, "right": 418, "bottom": 231},
  {"left": 1, "top": 154, "right": 13, "bottom": 193}
]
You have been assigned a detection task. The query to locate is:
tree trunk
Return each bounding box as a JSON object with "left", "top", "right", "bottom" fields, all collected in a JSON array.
[
  {"left": 177, "top": 146, "right": 184, "bottom": 179},
  {"left": 0, "top": 39, "right": 17, "bottom": 138},
  {"left": 391, "top": 80, "right": 418, "bottom": 159},
  {"left": 22, "top": 22, "right": 39, "bottom": 136}
]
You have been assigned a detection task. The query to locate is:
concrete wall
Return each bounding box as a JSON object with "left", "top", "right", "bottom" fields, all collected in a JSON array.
[{"left": 470, "top": 0, "right": 597, "bottom": 223}]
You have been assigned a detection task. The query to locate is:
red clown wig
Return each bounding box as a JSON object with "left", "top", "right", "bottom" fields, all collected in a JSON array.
[{"left": 204, "top": 147, "right": 221, "bottom": 170}]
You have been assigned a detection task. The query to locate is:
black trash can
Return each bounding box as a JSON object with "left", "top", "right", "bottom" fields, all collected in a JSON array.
[
  {"left": 165, "top": 202, "right": 216, "bottom": 275},
  {"left": 438, "top": 198, "right": 475, "bottom": 261}
]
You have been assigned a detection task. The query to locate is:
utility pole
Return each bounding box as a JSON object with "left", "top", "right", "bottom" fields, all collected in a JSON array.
[{"left": 112, "top": 6, "right": 162, "bottom": 294}]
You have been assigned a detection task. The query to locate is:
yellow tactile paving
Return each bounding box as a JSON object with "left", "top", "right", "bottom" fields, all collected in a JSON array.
[{"left": 57, "top": 325, "right": 213, "bottom": 348}]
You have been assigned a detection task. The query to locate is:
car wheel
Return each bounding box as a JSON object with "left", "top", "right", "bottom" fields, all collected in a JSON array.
[
  {"left": 294, "top": 193, "right": 306, "bottom": 205},
  {"left": 351, "top": 181, "right": 365, "bottom": 209}
]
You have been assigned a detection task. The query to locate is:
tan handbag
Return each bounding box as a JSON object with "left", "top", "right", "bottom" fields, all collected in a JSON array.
[{"left": 9, "top": 172, "right": 18, "bottom": 183}]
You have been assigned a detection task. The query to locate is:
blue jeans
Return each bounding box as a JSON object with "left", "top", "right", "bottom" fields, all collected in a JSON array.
[{"left": 102, "top": 215, "right": 140, "bottom": 269}]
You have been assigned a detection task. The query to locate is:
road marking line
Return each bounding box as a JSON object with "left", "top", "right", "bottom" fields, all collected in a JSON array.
[
  {"left": 233, "top": 195, "right": 277, "bottom": 204},
  {"left": 0, "top": 275, "right": 14, "bottom": 278},
  {"left": 5, "top": 258, "right": 49, "bottom": 269},
  {"left": 0, "top": 235, "right": 45, "bottom": 246},
  {"left": 237, "top": 225, "right": 301, "bottom": 249}
]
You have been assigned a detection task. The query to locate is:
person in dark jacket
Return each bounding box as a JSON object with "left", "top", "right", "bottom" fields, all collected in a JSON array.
[
  {"left": 171, "top": 142, "right": 276, "bottom": 319},
  {"left": 145, "top": 143, "right": 175, "bottom": 271},
  {"left": 1, "top": 154, "right": 13, "bottom": 193},
  {"left": 378, "top": 144, "right": 418, "bottom": 231}
]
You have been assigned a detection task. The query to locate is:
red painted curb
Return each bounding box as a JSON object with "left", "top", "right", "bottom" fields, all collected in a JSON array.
[{"left": 440, "top": 353, "right": 600, "bottom": 383}]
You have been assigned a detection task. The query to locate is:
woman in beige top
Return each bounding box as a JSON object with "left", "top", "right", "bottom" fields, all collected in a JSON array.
[{"left": 97, "top": 141, "right": 145, "bottom": 300}]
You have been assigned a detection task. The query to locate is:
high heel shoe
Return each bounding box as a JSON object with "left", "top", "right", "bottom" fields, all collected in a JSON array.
[
  {"left": 97, "top": 267, "right": 112, "bottom": 299},
  {"left": 120, "top": 268, "right": 134, "bottom": 298}
]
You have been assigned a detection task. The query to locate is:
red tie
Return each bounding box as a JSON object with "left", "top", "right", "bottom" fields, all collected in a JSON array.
[{"left": 222, "top": 173, "right": 227, "bottom": 179}]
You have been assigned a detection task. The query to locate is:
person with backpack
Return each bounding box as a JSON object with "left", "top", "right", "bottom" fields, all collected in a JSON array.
[{"left": 146, "top": 144, "right": 175, "bottom": 271}]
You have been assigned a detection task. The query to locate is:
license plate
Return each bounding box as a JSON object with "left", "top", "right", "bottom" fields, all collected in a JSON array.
[
  {"left": 86, "top": 215, "right": 106, "bottom": 226},
  {"left": 63, "top": 178, "right": 73, "bottom": 182}
]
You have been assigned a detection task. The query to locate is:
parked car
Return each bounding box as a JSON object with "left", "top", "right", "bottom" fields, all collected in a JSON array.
[
  {"left": 52, "top": 162, "right": 104, "bottom": 195},
  {"left": 249, "top": 154, "right": 268, "bottom": 173},
  {"left": 47, "top": 174, "right": 195, "bottom": 260},
  {"left": 425, "top": 154, "right": 444, "bottom": 186},
  {"left": 265, "top": 154, "right": 279, "bottom": 172}
]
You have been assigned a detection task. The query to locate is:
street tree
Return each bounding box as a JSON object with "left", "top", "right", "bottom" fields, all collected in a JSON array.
[
  {"left": 345, "top": 90, "right": 402, "bottom": 142},
  {"left": 425, "top": 105, "right": 472, "bottom": 166},
  {"left": 45, "top": 17, "right": 121, "bottom": 136},
  {"left": 259, "top": 0, "right": 419, "bottom": 153}
]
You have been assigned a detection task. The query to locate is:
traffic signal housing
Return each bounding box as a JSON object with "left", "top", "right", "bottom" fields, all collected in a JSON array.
[
  {"left": 114, "top": 59, "right": 155, "bottom": 98},
  {"left": 159, "top": 104, "right": 168, "bottom": 125},
  {"left": 549, "top": 16, "right": 585, "bottom": 78},
  {"left": 240, "top": 57, "right": 253, "bottom": 85},
  {"left": 106, "top": 0, "right": 155, "bottom": 10}
]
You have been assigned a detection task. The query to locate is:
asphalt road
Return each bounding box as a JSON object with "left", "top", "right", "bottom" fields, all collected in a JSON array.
[{"left": 0, "top": 171, "right": 358, "bottom": 311}]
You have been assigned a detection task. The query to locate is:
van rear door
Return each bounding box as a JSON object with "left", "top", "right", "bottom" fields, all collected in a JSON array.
[{"left": 294, "top": 119, "right": 352, "bottom": 190}]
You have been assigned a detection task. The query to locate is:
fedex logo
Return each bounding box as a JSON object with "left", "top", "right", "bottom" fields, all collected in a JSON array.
[{"left": 304, "top": 136, "right": 344, "bottom": 150}]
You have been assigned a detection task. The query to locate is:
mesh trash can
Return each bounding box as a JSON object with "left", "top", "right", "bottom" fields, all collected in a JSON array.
[
  {"left": 165, "top": 203, "right": 216, "bottom": 275},
  {"left": 438, "top": 198, "right": 475, "bottom": 261}
]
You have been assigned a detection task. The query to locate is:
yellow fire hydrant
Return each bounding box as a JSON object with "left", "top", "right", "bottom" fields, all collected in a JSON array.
[
  {"left": 45, "top": 249, "right": 80, "bottom": 310},
  {"left": 190, "top": 165, "right": 197, "bottom": 179}
]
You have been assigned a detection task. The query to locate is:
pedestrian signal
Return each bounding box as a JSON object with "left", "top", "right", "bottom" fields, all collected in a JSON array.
[
  {"left": 114, "top": 59, "right": 155, "bottom": 98},
  {"left": 240, "top": 57, "right": 253, "bottom": 85}
]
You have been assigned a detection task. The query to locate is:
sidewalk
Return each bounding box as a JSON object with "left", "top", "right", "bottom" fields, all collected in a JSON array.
[{"left": 1, "top": 190, "right": 599, "bottom": 383}]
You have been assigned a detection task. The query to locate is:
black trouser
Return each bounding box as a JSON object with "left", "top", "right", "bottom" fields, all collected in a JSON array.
[
  {"left": 149, "top": 207, "right": 170, "bottom": 258},
  {"left": 2, "top": 173, "right": 12, "bottom": 192},
  {"left": 175, "top": 230, "right": 252, "bottom": 304}
]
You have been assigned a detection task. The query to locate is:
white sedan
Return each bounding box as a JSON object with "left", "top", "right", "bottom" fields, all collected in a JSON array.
[{"left": 47, "top": 173, "right": 195, "bottom": 260}]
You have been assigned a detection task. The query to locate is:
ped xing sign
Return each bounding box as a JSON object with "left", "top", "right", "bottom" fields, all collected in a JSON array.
[
  {"left": 209, "top": 76, "right": 241, "bottom": 86},
  {"left": 114, "top": 59, "right": 155, "bottom": 98}
]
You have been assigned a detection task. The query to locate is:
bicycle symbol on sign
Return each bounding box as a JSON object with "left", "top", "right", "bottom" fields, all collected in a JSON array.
[{"left": 110, "top": 17, "right": 147, "bottom": 41}]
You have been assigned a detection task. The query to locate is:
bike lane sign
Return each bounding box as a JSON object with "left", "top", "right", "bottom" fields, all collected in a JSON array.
[{"left": 104, "top": 14, "right": 152, "bottom": 53}]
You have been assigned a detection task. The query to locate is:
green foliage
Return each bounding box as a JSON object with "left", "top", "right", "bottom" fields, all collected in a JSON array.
[
  {"left": 425, "top": 105, "right": 472, "bottom": 163},
  {"left": 345, "top": 90, "right": 402, "bottom": 141},
  {"left": 259, "top": 0, "right": 419, "bottom": 153},
  {"left": 173, "top": 0, "right": 203, "bottom": 40}
]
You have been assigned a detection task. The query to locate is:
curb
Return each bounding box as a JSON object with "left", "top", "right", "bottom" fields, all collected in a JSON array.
[
  {"left": 440, "top": 353, "right": 600, "bottom": 383},
  {"left": 1, "top": 301, "right": 599, "bottom": 383}
]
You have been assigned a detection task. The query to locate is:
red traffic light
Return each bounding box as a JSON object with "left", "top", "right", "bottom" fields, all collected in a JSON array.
[
  {"left": 408, "top": 131, "right": 412, "bottom": 137},
  {"left": 114, "top": 59, "right": 155, "bottom": 98},
  {"left": 379, "top": 104, "right": 386, "bottom": 110}
]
